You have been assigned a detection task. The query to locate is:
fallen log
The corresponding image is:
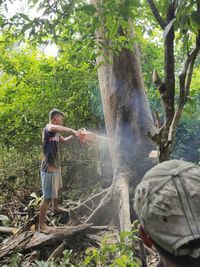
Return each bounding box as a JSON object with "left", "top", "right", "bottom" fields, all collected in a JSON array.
[
  {"left": 0, "top": 223, "right": 92, "bottom": 260},
  {"left": 25, "top": 224, "right": 92, "bottom": 249},
  {"left": 0, "top": 231, "right": 33, "bottom": 259}
]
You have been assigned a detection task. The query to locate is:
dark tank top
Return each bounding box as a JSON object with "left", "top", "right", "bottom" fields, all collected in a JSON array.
[{"left": 41, "top": 126, "right": 60, "bottom": 171}]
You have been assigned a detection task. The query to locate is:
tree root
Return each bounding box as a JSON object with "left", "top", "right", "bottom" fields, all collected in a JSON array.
[
  {"left": 68, "top": 188, "right": 109, "bottom": 225},
  {"left": 85, "top": 188, "right": 112, "bottom": 225},
  {"left": 83, "top": 172, "right": 132, "bottom": 232}
]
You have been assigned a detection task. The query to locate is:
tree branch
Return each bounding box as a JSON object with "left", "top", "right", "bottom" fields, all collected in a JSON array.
[
  {"left": 162, "top": 3, "right": 176, "bottom": 126},
  {"left": 152, "top": 69, "right": 166, "bottom": 94},
  {"left": 185, "top": 32, "right": 200, "bottom": 97},
  {"left": 168, "top": 31, "right": 200, "bottom": 143},
  {"left": 147, "top": 0, "right": 166, "bottom": 29},
  {"left": 179, "top": 34, "right": 200, "bottom": 107}
]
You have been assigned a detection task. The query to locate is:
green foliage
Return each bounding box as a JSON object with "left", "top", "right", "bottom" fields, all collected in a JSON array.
[
  {"left": 0, "top": 37, "right": 103, "bottom": 151},
  {"left": 172, "top": 63, "right": 200, "bottom": 162},
  {"left": 138, "top": 0, "right": 200, "bottom": 63},
  {"left": 9, "top": 251, "right": 23, "bottom": 267},
  {"left": 172, "top": 116, "right": 200, "bottom": 163},
  {"left": 0, "top": 29, "right": 103, "bottom": 189},
  {"left": 1, "top": 0, "right": 145, "bottom": 58},
  {"left": 34, "top": 229, "right": 140, "bottom": 267},
  {"left": 27, "top": 192, "right": 42, "bottom": 209},
  {"left": 0, "top": 0, "right": 199, "bottom": 171},
  {"left": 0, "top": 214, "right": 10, "bottom": 226},
  {"left": 83, "top": 229, "right": 139, "bottom": 266},
  {"left": 191, "top": 11, "right": 200, "bottom": 27}
]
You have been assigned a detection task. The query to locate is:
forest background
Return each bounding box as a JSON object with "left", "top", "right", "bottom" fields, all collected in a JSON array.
[
  {"left": 0, "top": 0, "right": 199, "bottom": 194},
  {"left": 0, "top": 0, "right": 200, "bottom": 266}
]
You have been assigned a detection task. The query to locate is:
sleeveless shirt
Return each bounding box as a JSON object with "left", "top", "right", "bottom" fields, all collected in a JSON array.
[{"left": 41, "top": 126, "right": 60, "bottom": 171}]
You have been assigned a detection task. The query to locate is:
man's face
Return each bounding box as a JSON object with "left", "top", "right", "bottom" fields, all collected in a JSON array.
[{"left": 54, "top": 115, "right": 64, "bottom": 125}]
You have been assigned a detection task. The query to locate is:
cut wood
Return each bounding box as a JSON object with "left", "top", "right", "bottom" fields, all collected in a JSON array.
[{"left": 0, "top": 226, "right": 19, "bottom": 234}]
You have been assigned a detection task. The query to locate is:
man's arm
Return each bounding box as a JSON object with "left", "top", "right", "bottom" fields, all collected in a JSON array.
[
  {"left": 47, "top": 124, "right": 76, "bottom": 135},
  {"left": 59, "top": 135, "right": 74, "bottom": 144}
]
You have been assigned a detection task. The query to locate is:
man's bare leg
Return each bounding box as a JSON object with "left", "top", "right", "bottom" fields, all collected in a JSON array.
[{"left": 39, "top": 198, "right": 51, "bottom": 234}]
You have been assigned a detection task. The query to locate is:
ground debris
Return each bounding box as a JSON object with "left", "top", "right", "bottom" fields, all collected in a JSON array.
[{"left": 0, "top": 187, "right": 160, "bottom": 266}]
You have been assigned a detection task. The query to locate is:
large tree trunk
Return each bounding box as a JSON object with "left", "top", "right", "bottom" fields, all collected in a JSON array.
[{"left": 89, "top": 0, "right": 158, "bottom": 231}]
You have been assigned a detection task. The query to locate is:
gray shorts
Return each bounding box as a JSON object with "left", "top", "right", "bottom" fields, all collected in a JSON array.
[{"left": 41, "top": 171, "right": 63, "bottom": 199}]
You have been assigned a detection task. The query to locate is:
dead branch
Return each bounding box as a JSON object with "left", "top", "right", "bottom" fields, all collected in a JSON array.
[
  {"left": 0, "top": 226, "right": 20, "bottom": 235},
  {"left": 86, "top": 234, "right": 102, "bottom": 244},
  {"left": 48, "top": 241, "right": 66, "bottom": 261},
  {"left": 85, "top": 189, "right": 112, "bottom": 225},
  {"left": 0, "top": 231, "right": 34, "bottom": 259},
  {"left": 72, "top": 188, "right": 109, "bottom": 218},
  {"left": 90, "top": 225, "right": 109, "bottom": 231}
]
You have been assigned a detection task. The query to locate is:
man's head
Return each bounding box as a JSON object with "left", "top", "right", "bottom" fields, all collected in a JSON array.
[
  {"left": 49, "top": 108, "right": 64, "bottom": 125},
  {"left": 134, "top": 160, "right": 200, "bottom": 266}
]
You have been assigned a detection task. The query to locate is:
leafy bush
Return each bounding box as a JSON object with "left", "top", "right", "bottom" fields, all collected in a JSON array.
[{"left": 34, "top": 228, "right": 140, "bottom": 267}]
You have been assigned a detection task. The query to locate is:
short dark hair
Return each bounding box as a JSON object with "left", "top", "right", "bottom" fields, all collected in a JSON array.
[
  {"left": 155, "top": 242, "right": 200, "bottom": 267},
  {"left": 49, "top": 108, "right": 64, "bottom": 121}
]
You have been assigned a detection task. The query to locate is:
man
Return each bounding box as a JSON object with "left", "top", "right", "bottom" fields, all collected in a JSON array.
[
  {"left": 134, "top": 159, "right": 200, "bottom": 267},
  {"left": 39, "top": 108, "right": 77, "bottom": 234}
]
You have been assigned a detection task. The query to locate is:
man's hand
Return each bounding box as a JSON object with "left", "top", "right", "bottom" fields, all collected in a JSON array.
[
  {"left": 75, "top": 128, "right": 98, "bottom": 144},
  {"left": 71, "top": 129, "right": 77, "bottom": 136}
]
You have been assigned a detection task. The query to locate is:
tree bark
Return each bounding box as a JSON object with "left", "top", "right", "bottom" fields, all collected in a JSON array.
[
  {"left": 158, "top": 3, "right": 175, "bottom": 162},
  {"left": 90, "top": 0, "right": 158, "bottom": 231}
]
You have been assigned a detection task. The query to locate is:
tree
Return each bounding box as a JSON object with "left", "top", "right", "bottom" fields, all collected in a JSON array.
[
  {"left": 146, "top": 0, "right": 200, "bottom": 161},
  {"left": 83, "top": 0, "right": 200, "bottom": 231},
  {"left": 82, "top": 0, "right": 157, "bottom": 232}
]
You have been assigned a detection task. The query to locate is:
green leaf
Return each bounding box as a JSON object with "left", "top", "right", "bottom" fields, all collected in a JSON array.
[
  {"left": 30, "top": 192, "right": 38, "bottom": 198},
  {"left": 21, "top": 22, "right": 33, "bottom": 34},
  {"left": 17, "top": 13, "right": 31, "bottom": 21},
  {"left": 0, "top": 214, "right": 9, "bottom": 224},
  {"left": 191, "top": 11, "right": 200, "bottom": 28},
  {"left": 78, "top": 4, "right": 96, "bottom": 16}
]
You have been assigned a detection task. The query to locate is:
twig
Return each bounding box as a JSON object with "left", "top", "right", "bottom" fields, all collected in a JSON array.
[{"left": 48, "top": 241, "right": 66, "bottom": 261}]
